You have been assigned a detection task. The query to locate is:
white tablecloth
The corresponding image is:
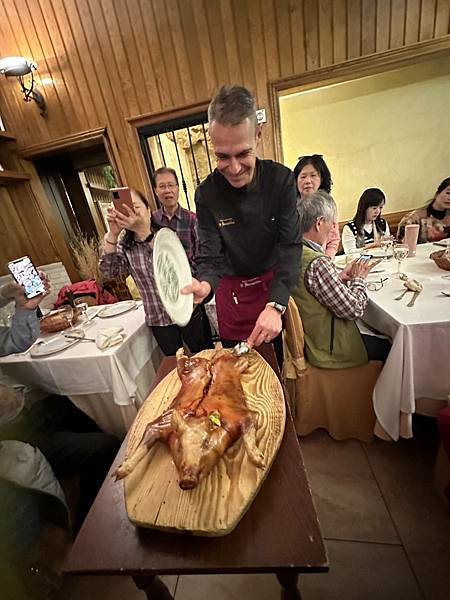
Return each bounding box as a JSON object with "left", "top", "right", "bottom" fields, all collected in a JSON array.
[
  {"left": 362, "top": 244, "right": 450, "bottom": 440},
  {"left": 0, "top": 303, "right": 163, "bottom": 438}
]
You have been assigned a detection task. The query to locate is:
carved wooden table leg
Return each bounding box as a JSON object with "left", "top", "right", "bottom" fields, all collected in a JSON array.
[
  {"left": 133, "top": 575, "right": 174, "bottom": 600},
  {"left": 276, "top": 571, "right": 302, "bottom": 600}
]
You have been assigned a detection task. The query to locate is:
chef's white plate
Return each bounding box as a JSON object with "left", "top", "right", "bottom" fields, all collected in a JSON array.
[{"left": 153, "top": 228, "right": 193, "bottom": 327}]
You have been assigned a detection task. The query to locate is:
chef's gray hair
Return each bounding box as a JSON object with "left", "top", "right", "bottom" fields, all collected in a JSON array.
[
  {"left": 208, "top": 85, "right": 257, "bottom": 128},
  {"left": 298, "top": 190, "right": 337, "bottom": 232}
]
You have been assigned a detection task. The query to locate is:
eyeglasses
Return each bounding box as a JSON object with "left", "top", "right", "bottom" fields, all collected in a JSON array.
[
  {"left": 367, "top": 277, "right": 388, "bottom": 292},
  {"left": 156, "top": 183, "right": 178, "bottom": 191}
]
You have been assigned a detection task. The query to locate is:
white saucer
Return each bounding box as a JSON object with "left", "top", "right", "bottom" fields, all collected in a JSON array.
[
  {"left": 153, "top": 228, "right": 193, "bottom": 327},
  {"left": 30, "top": 335, "right": 81, "bottom": 358},
  {"left": 97, "top": 300, "right": 137, "bottom": 318},
  {"left": 367, "top": 248, "right": 393, "bottom": 259}
]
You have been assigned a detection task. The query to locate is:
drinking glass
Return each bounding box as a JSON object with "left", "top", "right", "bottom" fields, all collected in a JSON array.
[
  {"left": 62, "top": 306, "right": 75, "bottom": 330},
  {"left": 380, "top": 234, "right": 394, "bottom": 259},
  {"left": 392, "top": 244, "right": 408, "bottom": 279},
  {"left": 74, "top": 299, "right": 88, "bottom": 317}
]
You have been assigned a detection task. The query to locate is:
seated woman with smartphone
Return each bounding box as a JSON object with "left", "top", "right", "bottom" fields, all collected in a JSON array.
[
  {"left": 99, "top": 188, "right": 213, "bottom": 356},
  {"left": 342, "top": 188, "right": 390, "bottom": 254},
  {"left": 397, "top": 177, "right": 450, "bottom": 243}
]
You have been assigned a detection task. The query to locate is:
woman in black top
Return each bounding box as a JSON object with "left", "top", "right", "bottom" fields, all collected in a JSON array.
[{"left": 342, "top": 188, "right": 390, "bottom": 254}]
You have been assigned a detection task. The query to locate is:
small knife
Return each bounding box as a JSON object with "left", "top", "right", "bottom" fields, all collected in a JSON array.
[{"left": 63, "top": 333, "right": 95, "bottom": 341}]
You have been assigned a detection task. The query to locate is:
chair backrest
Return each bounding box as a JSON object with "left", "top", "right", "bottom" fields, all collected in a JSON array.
[
  {"left": 284, "top": 298, "right": 306, "bottom": 361},
  {"left": 37, "top": 262, "right": 72, "bottom": 311}
]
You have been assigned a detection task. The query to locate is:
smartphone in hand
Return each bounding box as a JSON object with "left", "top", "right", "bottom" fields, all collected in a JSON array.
[
  {"left": 111, "top": 187, "right": 134, "bottom": 215},
  {"left": 7, "top": 256, "right": 46, "bottom": 299},
  {"left": 359, "top": 254, "right": 373, "bottom": 261}
]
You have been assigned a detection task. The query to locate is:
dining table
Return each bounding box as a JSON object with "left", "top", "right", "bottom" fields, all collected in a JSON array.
[
  {"left": 0, "top": 302, "right": 162, "bottom": 438},
  {"left": 361, "top": 243, "right": 450, "bottom": 441},
  {"left": 63, "top": 344, "right": 328, "bottom": 599}
]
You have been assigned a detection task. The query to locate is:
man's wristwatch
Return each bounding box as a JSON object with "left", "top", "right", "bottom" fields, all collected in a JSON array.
[{"left": 266, "top": 301, "right": 286, "bottom": 315}]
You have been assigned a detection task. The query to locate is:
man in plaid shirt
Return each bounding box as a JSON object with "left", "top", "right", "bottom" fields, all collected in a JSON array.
[
  {"left": 151, "top": 167, "right": 199, "bottom": 272},
  {"left": 292, "top": 191, "right": 390, "bottom": 365},
  {"left": 151, "top": 167, "right": 213, "bottom": 346}
]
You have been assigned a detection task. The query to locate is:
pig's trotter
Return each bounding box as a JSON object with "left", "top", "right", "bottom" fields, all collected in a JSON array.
[
  {"left": 113, "top": 445, "right": 150, "bottom": 480},
  {"left": 242, "top": 419, "right": 265, "bottom": 469}
]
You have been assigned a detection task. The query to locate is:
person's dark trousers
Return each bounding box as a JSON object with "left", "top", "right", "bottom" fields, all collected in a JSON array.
[
  {"left": 0, "top": 395, "right": 120, "bottom": 531},
  {"left": 361, "top": 334, "right": 391, "bottom": 363},
  {"left": 221, "top": 332, "right": 284, "bottom": 370},
  {"left": 151, "top": 304, "right": 214, "bottom": 356}
]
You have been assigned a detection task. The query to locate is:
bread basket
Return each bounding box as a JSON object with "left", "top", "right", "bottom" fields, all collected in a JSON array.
[
  {"left": 40, "top": 306, "right": 81, "bottom": 334},
  {"left": 429, "top": 249, "right": 450, "bottom": 271}
]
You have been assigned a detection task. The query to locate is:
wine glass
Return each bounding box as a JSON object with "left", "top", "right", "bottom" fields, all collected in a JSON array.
[
  {"left": 392, "top": 244, "right": 408, "bottom": 279},
  {"left": 380, "top": 234, "right": 394, "bottom": 259},
  {"left": 62, "top": 306, "right": 75, "bottom": 330},
  {"left": 74, "top": 298, "right": 88, "bottom": 320}
]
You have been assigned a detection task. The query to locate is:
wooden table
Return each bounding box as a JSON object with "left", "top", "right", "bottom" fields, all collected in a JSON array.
[{"left": 63, "top": 345, "right": 328, "bottom": 599}]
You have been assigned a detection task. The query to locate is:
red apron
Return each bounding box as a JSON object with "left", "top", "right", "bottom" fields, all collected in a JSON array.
[{"left": 215, "top": 270, "right": 274, "bottom": 341}]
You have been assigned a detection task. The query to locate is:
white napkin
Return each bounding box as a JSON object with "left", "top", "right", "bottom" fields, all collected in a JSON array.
[{"left": 96, "top": 327, "right": 125, "bottom": 350}]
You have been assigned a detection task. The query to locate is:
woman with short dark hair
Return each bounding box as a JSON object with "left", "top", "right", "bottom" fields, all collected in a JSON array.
[
  {"left": 293, "top": 154, "right": 340, "bottom": 257},
  {"left": 342, "top": 188, "right": 390, "bottom": 254}
]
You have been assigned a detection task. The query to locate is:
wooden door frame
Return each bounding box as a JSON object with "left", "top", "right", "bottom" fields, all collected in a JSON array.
[
  {"left": 268, "top": 37, "right": 450, "bottom": 164},
  {"left": 18, "top": 128, "right": 122, "bottom": 282},
  {"left": 127, "top": 101, "right": 210, "bottom": 209},
  {"left": 19, "top": 127, "right": 123, "bottom": 187}
]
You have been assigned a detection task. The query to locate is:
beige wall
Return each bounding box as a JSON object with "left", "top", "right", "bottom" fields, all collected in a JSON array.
[
  {"left": 280, "top": 55, "right": 450, "bottom": 222},
  {"left": 1, "top": 1, "right": 449, "bottom": 275}
]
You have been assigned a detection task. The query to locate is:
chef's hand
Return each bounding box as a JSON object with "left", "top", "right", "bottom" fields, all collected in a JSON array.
[
  {"left": 181, "top": 278, "right": 211, "bottom": 305},
  {"left": 247, "top": 305, "right": 282, "bottom": 348}
]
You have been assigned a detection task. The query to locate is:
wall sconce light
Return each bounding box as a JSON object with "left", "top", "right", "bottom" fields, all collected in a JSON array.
[{"left": 0, "top": 56, "right": 47, "bottom": 116}]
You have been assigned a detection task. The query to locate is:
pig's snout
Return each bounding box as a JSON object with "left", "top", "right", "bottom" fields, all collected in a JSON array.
[{"left": 179, "top": 468, "right": 199, "bottom": 490}]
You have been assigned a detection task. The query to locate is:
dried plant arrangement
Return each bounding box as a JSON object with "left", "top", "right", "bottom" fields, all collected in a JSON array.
[{"left": 70, "top": 231, "right": 104, "bottom": 284}]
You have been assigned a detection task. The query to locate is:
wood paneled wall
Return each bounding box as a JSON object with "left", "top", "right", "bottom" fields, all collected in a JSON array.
[{"left": 0, "top": 0, "right": 449, "bottom": 274}]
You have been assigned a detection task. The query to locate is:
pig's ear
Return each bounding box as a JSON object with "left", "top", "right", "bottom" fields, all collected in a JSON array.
[
  {"left": 171, "top": 411, "right": 187, "bottom": 433},
  {"left": 236, "top": 357, "right": 249, "bottom": 373}
]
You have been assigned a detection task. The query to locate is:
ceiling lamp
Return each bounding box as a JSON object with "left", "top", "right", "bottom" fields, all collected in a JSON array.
[{"left": 0, "top": 56, "right": 47, "bottom": 116}]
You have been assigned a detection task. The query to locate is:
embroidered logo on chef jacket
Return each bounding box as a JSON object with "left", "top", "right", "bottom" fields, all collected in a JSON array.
[{"left": 218, "top": 217, "right": 235, "bottom": 228}]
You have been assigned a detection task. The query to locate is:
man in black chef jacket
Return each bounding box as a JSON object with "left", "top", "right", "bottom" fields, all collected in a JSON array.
[{"left": 182, "top": 85, "right": 301, "bottom": 360}]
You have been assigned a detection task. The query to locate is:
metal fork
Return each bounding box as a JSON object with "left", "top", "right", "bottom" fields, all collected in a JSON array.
[
  {"left": 407, "top": 290, "right": 421, "bottom": 307},
  {"left": 395, "top": 289, "right": 409, "bottom": 301}
]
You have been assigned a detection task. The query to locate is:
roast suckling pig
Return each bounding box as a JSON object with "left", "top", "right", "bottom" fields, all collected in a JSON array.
[{"left": 114, "top": 348, "right": 264, "bottom": 489}]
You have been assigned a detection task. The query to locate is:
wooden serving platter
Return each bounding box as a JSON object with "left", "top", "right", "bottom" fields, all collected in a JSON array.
[{"left": 122, "top": 349, "right": 286, "bottom": 536}]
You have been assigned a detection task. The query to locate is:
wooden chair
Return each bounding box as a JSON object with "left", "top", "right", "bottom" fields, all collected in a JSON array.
[{"left": 282, "top": 298, "right": 383, "bottom": 443}]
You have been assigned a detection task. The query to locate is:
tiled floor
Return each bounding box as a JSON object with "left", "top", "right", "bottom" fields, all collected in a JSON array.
[{"left": 54, "top": 416, "right": 449, "bottom": 600}]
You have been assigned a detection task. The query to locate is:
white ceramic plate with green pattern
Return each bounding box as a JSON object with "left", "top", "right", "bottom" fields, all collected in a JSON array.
[{"left": 153, "top": 228, "right": 193, "bottom": 327}]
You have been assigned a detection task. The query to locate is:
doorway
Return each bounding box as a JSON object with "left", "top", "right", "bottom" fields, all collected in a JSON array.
[
  {"left": 138, "top": 111, "right": 214, "bottom": 212},
  {"left": 35, "top": 144, "right": 118, "bottom": 245}
]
